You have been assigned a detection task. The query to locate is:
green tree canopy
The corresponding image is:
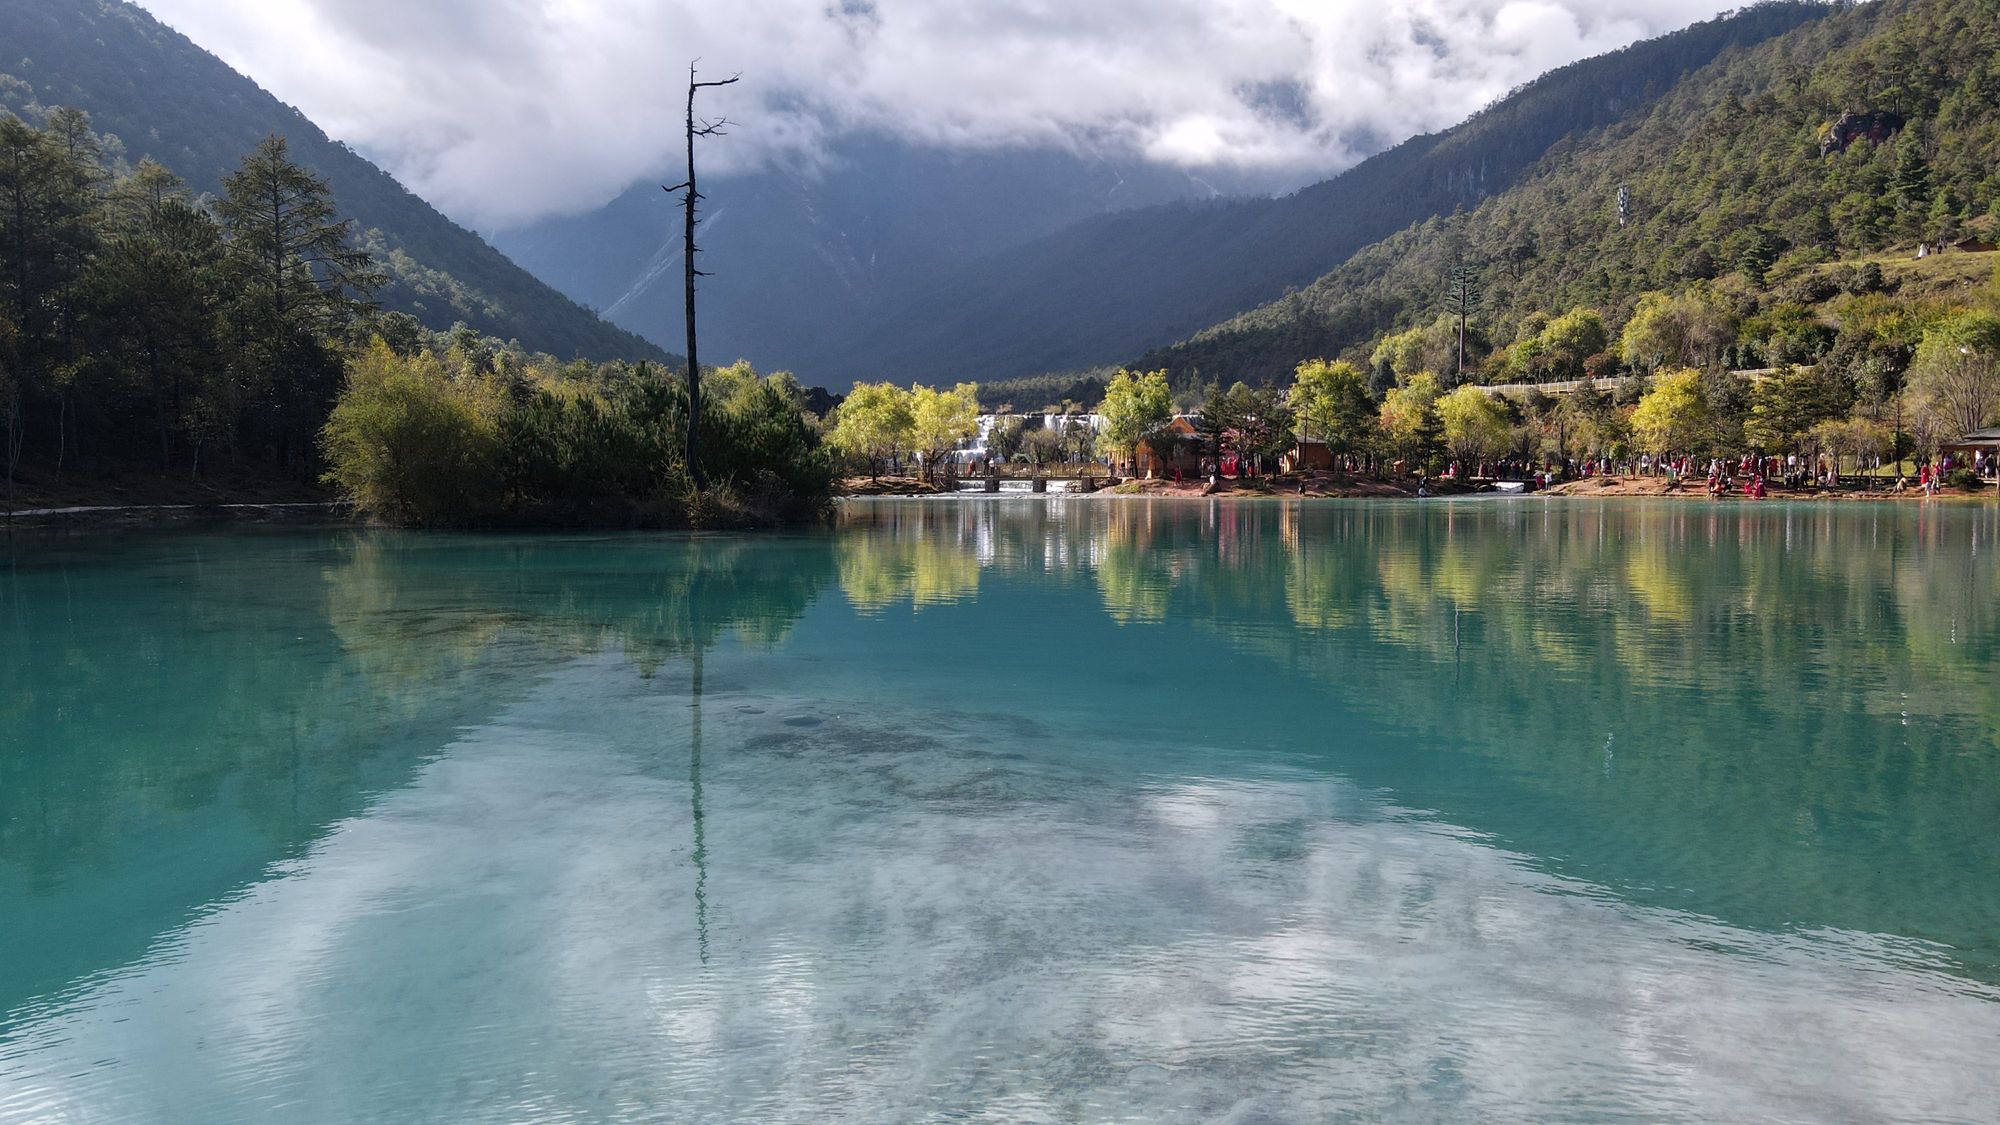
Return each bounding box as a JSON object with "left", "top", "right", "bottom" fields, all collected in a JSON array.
[
  {"left": 1906, "top": 310, "right": 2000, "bottom": 442},
  {"left": 1096, "top": 368, "right": 1173, "bottom": 464},
  {"left": 218, "top": 134, "right": 385, "bottom": 467},
  {"left": 1744, "top": 365, "right": 1858, "bottom": 452},
  {"left": 1288, "top": 357, "right": 1376, "bottom": 458},
  {"left": 987, "top": 415, "right": 1026, "bottom": 463},
  {"left": 1371, "top": 316, "right": 1464, "bottom": 384},
  {"left": 1213, "top": 381, "right": 1295, "bottom": 464},
  {"left": 90, "top": 160, "right": 232, "bottom": 468},
  {"left": 1539, "top": 308, "right": 1610, "bottom": 379},
  {"left": 319, "top": 339, "right": 498, "bottom": 526},
  {"left": 1621, "top": 290, "right": 1737, "bottom": 372}
]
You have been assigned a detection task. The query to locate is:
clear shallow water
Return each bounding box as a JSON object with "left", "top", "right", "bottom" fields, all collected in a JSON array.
[{"left": 3, "top": 499, "right": 1999, "bottom": 1122}]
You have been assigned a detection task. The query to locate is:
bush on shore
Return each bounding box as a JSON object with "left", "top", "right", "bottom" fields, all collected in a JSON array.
[
  {"left": 321, "top": 343, "right": 500, "bottom": 527},
  {"left": 321, "top": 342, "right": 833, "bottom": 528}
]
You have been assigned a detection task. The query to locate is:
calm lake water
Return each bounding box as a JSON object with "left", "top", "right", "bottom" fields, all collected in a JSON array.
[{"left": 4, "top": 498, "right": 1999, "bottom": 1122}]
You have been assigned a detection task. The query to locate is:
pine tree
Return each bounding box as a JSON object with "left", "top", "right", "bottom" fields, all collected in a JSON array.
[
  {"left": 1444, "top": 263, "right": 1480, "bottom": 385},
  {"left": 0, "top": 113, "right": 101, "bottom": 485},
  {"left": 1893, "top": 138, "right": 1933, "bottom": 240},
  {"left": 94, "top": 160, "right": 228, "bottom": 469},
  {"left": 216, "top": 135, "right": 381, "bottom": 471}
]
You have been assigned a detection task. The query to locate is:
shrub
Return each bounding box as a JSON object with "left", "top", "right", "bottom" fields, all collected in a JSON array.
[
  {"left": 321, "top": 341, "right": 499, "bottom": 526},
  {"left": 500, "top": 387, "right": 655, "bottom": 507},
  {"left": 322, "top": 347, "right": 833, "bottom": 527},
  {"left": 707, "top": 371, "right": 834, "bottom": 506}
]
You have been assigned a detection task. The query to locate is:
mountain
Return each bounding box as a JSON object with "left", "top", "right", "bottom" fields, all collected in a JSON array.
[
  {"left": 0, "top": 0, "right": 667, "bottom": 362},
  {"left": 1145, "top": 0, "right": 2000, "bottom": 384},
  {"left": 490, "top": 137, "right": 1281, "bottom": 379},
  {"left": 793, "top": 1, "right": 1832, "bottom": 388}
]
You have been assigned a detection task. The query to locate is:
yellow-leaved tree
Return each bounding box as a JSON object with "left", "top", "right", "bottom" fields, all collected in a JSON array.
[
  {"left": 909, "top": 382, "right": 980, "bottom": 486},
  {"left": 1631, "top": 368, "right": 1712, "bottom": 456},
  {"left": 828, "top": 382, "right": 914, "bottom": 482}
]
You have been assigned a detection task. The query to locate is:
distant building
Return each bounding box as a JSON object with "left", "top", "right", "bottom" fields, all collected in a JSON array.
[
  {"left": 1941, "top": 428, "right": 2000, "bottom": 476},
  {"left": 1282, "top": 440, "right": 1335, "bottom": 473},
  {"left": 1135, "top": 415, "right": 1203, "bottom": 477}
]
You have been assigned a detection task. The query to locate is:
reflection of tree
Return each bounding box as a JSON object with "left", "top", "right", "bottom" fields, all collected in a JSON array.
[
  {"left": 1623, "top": 540, "right": 1694, "bottom": 623},
  {"left": 1095, "top": 523, "right": 1175, "bottom": 624},
  {"left": 0, "top": 531, "right": 835, "bottom": 1012},
  {"left": 1285, "top": 543, "right": 1356, "bottom": 632},
  {"left": 323, "top": 533, "right": 832, "bottom": 678},
  {"left": 836, "top": 534, "right": 979, "bottom": 614},
  {"left": 835, "top": 505, "right": 983, "bottom": 614},
  {"left": 1075, "top": 499, "right": 2000, "bottom": 972},
  {"left": 325, "top": 537, "right": 510, "bottom": 690},
  {"left": 688, "top": 645, "right": 709, "bottom": 966}
]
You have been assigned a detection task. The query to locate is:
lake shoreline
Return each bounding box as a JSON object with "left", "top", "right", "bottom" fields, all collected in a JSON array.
[
  {"left": 3, "top": 500, "right": 356, "bottom": 531},
  {"left": 840, "top": 472, "right": 1995, "bottom": 504},
  {"left": 12, "top": 474, "right": 1987, "bottom": 529}
]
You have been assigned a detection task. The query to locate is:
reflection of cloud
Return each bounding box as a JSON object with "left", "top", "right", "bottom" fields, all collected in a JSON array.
[
  {"left": 5, "top": 659, "right": 1997, "bottom": 1121},
  {"left": 131, "top": 0, "right": 1741, "bottom": 226}
]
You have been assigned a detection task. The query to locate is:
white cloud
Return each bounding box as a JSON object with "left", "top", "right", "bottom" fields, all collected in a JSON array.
[{"left": 131, "top": 0, "right": 1742, "bottom": 228}]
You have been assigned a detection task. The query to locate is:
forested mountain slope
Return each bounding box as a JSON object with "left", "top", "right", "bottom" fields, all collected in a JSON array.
[
  {"left": 1146, "top": 0, "right": 1999, "bottom": 384},
  {"left": 817, "top": 1, "right": 1829, "bottom": 386},
  {"left": 0, "top": 0, "right": 667, "bottom": 361}
]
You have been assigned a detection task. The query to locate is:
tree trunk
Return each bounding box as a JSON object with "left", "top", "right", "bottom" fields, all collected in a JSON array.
[{"left": 681, "top": 89, "right": 705, "bottom": 493}]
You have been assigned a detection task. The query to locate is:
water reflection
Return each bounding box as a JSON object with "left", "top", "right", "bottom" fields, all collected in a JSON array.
[
  {"left": 841, "top": 498, "right": 2000, "bottom": 977},
  {"left": 689, "top": 646, "right": 710, "bottom": 966},
  {"left": 3, "top": 662, "right": 1996, "bottom": 1121},
  {"left": 0, "top": 531, "right": 830, "bottom": 1017},
  {"left": 835, "top": 505, "right": 983, "bottom": 613},
  {"left": 3, "top": 502, "right": 1999, "bottom": 1120}
]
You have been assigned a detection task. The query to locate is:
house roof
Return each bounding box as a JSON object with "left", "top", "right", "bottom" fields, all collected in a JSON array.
[{"left": 1944, "top": 428, "right": 2000, "bottom": 447}]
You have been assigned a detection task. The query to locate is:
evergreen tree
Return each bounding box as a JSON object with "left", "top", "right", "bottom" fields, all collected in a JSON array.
[
  {"left": 92, "top": 160, "right": 228, "bottom": 468},
  {"left": 216, "top": 135, "right": 382, "bottom": 471},
  {"left": 1896, "top": 136, "right": 1928, "bottom": 243},
  {"left": 1444, "top": 262, "right": 1480, "bottom": 385},
  {"left": 1893, "top": 139, "right": 1933, "bottom": 216},
  {"left": 0, "top": 113, "right": 101, "bottom": 483}
]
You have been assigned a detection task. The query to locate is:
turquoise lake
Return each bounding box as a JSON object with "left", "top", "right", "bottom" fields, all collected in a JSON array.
[{"left": 3, "top": 498, "right": 1999, "bottom": 1122}]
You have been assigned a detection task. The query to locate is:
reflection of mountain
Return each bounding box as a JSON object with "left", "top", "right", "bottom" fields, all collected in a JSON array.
[
  {"left": 0, "top": 531, "right": 835, "bottom": 1016},
  {"left": 835, "top": 498, "right": 2000, "bottom": 978}
]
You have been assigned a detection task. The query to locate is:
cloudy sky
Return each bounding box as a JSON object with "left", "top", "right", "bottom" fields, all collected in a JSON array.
[{"left": 132, "top": 0, "right": 1743, "bottom": 229}]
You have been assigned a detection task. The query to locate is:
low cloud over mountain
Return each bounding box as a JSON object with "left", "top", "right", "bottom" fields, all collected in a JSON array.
[{"left": 134, "top": 0, "right": 1742, "bottom": 227}]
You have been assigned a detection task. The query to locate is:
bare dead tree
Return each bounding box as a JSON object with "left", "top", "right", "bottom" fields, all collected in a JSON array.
[{"left": 664, "top": 63, "right": 740, "bottom": 492}]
